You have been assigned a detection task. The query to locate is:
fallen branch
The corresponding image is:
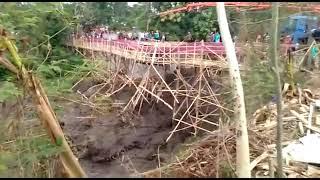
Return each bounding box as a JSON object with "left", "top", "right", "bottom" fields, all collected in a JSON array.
[
  {"left": 249, "top": 151, "right": 269, "bottom": 171},
  {"left": 266, "top": 141, "right": 292, "bottom": 149},
  {"left": 290, "top": 110, "right": 320, "bottom": 133}
]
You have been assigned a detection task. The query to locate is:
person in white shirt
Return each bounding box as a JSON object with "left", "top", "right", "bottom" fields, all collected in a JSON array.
[
  {"left": 128, "top": 32, "right": 132, "bottom": 40},
  {"left": 144, "top": 32, "right": 149, "bottom": 41},
  {"left": 161, "top": 34, "right": 166, "bottom": 42},
  {"left": 139, "top": 32, "right": 144, "bottom": 41}
]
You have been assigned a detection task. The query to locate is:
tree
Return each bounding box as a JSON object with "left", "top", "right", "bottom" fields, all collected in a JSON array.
[
  {"left": 270, "top": 2, "right": 283, "bottom": 177},
  {"left": 154, "top": 2, "right": 220, "bottom": 41},
  {"left": 216, "top": 2, "right": 251, "bottom": 177}
]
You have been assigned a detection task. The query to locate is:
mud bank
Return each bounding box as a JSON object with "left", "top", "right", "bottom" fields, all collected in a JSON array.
[
  {"left": 59, "top": 52, "right": 222, "bottom": 177},
  {"left": 61, "top": 86, "right": 188, "bottom": 178}
]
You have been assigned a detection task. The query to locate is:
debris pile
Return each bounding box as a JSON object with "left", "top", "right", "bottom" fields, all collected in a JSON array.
[
  {"left": 141, "top": 127, "right": 237, "bottom": 178},
  {"left": 250, "top": 83, "right": 320, "bottom": 178},
  {"left": 142, "top": 83, "right": 320, "bottom": 178}
]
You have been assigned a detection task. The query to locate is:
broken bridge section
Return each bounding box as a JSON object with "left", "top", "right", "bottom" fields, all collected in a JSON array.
[
  {"left": 65, "top": 37, "right": 266, "bottom": 138},
  {"left": 65, "top": 37, "right": 302, "bottom": 137}
]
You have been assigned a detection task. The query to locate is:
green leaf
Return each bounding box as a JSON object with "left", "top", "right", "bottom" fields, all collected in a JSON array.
[
  {"left": 0, "top": 81, "right": 21, "bottom": 102},
  {"left": 50, "top": 65, "right": 62, "bottom": 73}
]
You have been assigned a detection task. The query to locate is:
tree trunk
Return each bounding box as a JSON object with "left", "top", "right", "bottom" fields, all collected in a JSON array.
[
  {"left": 271, "top": 2, "right": 283, "bottom": 177},
  {"left": 216, "top": 2, "right": 251, "bottom": 178},
  {"left": 146, "top": 2, "right": 151, "bottom": 31}
]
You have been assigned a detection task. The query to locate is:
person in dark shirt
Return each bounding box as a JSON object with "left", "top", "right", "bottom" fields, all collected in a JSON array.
[{"left": 184, "top": 32, "right": 192, "bottom": 42}]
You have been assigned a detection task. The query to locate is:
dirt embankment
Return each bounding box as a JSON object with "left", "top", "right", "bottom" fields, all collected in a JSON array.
[
  {"left": 61, "top": 84, "right": 188, "bottom": 177},
  {"left": 59, "top": 63, "right": 223, "bottom": 178}
]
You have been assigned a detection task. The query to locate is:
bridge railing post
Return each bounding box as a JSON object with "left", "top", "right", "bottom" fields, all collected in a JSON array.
[
  {"left": 104, "top": 39, "right": 106, "bottom": 51},
  {"left": 85, "top": 37, "right": 87, "bottom": 49},
  {"left": 87, "top": 37, "right": 89, "bottom": 49},
  {"left": 193, "top": 42, "right": 195, "bottom": 65},
  {"left": 97, "top": 38, "right": 100, "bottom": 50},
  {"left": 201, "top": 40, "right": 204, "bottom": 66}
]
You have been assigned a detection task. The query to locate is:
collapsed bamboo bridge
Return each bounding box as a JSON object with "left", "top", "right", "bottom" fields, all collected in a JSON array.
[{"left": 65, "top": 36, "right": 301, "bottom": 137}]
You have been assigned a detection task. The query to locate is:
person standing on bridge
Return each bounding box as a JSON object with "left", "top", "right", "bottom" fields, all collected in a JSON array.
[
  {"left": 128, "top": 32, "right": 132, "bottom": 40},
  {"left": 151, "top": 31, "right": 156, "bottom": 41},
  {"left": 161, "top": 33, "right": 166, "bottom": 42},
  {"left": 184, "top": 32, "right": 192, "bottom": 42},
  {"left": 154, "top": 30, "right": 160, "bottom": 41},
  {"left": 214, "top": 32, "right": 221, "bottom": 43},
  {"left": 209, "top": 32, "right": 215, "bottom": 42},
  {"left": 309, "top": 43, "right": 319, "bottom": 70},
  {"left": 148, "top": 31, "right": 153, "bottom": 41},
  {"left": 138, "top": 32, "right": 144, "bottom": 41}
]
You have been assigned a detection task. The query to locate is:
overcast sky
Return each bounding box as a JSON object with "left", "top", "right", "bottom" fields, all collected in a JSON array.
[{"left": 128, "top": 2, "right": 138, "bottom": 7}]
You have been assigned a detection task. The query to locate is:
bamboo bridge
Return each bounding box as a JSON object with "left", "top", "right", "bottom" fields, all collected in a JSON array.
[
  {"left": 64, "top": 36, "right": 305, "bottom": 141},
  {"left": 66, "top": 37, "right": 297, "bottom": 69}
]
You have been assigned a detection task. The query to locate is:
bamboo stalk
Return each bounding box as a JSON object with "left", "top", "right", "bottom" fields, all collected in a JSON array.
[
  {"left": 0, "top": 36, "right": 87, "bottom": 178},
  {"left": 270, "top": 2, "right": 283, "bottom": 178},
  {"left": 0, "top": 56, "right": 19, "bottom": 74},
  {"left": 216, "top": 2, "right": 251, "bottom": 177}
]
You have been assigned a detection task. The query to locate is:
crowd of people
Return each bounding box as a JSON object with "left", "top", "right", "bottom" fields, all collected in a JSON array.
[
  {"left": 74, "top": 26, "right": 226, "bottom": 44},
  {"left": 182, "top": 31, "right": 222, "bottom": 43},
  {"left": 75, "top": 26, "right": 167, "bottom": 42},
  {"left": 210, "top": 31, "right": 221, "bottom": 43},
  {"left": 75, "top": 26, "right": 280, "bottom": 46},
  {"left": 255, "top": 33, "right": 271, "bottom": 43}
]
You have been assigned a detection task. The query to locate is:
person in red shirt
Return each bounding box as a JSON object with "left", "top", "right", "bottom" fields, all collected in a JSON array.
[{"left": 284, "top": 35, "right": 293, "bottom": 53}]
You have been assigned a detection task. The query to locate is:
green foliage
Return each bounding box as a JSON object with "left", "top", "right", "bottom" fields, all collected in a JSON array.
[
  {"left": 192, "top": 9, "right": 218, "bottom": 40},
  {"left": 151, "top": 3, "right": 219, "bottom": 41},
  {"left": 0, "top": 67, "right": 12, "bottom": 81},
  {"left": 0, "top": 81, "right": 22, "bottom": 102},
  {"left": 0, "top": 2, "right": 73, "bottom": 49},
  {"left": 0, "top": 136, "right": 63, "bottom": 177},
  {"left": 242, "top": 52, "right": 276, "bottom": 116},
  {"left": 0, "top": 3, "right": 90, "bottom": 178}
]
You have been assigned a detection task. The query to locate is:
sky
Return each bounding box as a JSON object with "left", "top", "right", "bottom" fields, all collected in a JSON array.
[{"left": 128, "top": 2, "right": 138, "bottom": 7}]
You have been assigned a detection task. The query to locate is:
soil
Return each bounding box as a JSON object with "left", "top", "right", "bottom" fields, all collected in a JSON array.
[{"left": 60, "top": 84, "right": 189, "bottom": 178}]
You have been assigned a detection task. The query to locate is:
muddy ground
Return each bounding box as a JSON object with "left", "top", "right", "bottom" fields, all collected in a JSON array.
[{"left": 60, "top": 84, "right": 189, "bottom": 178}]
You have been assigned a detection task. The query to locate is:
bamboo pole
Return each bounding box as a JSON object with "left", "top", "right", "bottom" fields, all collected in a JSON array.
[
  {"left": 216, "top": 2, "right": 251, "bottom": 177},
  {"left": 270, "top": 2, "right": 283, "bottom": 178},
  {"left": 0, "top": 35, "right": 87, "bottom": 178}
]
